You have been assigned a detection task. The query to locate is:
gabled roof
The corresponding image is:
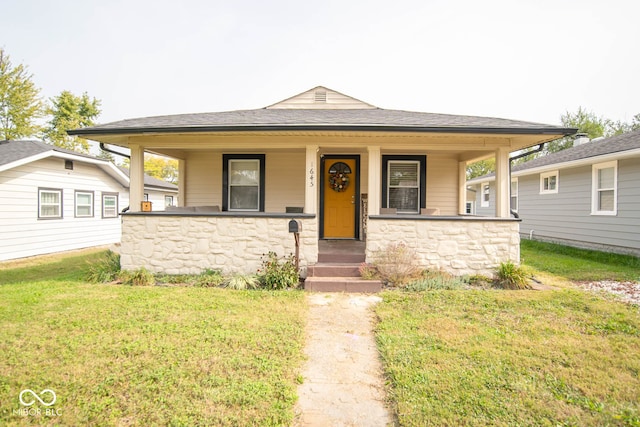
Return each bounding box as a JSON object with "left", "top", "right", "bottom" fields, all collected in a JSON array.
[
  {"left": 118, "top": 166, "right": 178, "bottom": 191},
  {"left": 467, "top": 129, "right": 640, "bottom": 184},
  {"left": 69, "top": 86, "right": 576, "bottom": 137},
  {"left": 0, "top": 140, "right": 129, "bottom": 186}
]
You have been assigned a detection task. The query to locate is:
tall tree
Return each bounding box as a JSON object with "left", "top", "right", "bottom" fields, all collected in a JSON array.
[
  {"left": 466, "top": 158, "right": 495, "bottom": 180},
  {"left": 0, "top": 48, "right": 44, "bottom": 140},
  {"left": 43, "top": 90, "right": 101, "bottom": 153},
  {"left": 543, "top": 107, "right": 611, "bottom": 154},
  {"left": 144, "top": 155, "right": 179, "bottom": 184}
]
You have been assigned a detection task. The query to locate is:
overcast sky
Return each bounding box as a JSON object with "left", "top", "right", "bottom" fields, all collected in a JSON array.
[{"left": 2, "top": 0, "right": 639, "bottom": 126}]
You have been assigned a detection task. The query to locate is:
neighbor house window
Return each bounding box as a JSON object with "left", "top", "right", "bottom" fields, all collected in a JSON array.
[
  {"left": 381, "top": 155, "right": 426, "bottom": 214},
  {"left": 102, "top": 193, "right": 118, "bottom": 218},
  {"left": 75, "top": 191, "right": 94, "bottom": 217},
  {"left": 540, "top": 171, "right": 558, "bottom": 194},
  {"left": 465, "top": 201, "right": 475, "bottom": 215},
  {"left": 143, "top": 193, "right": 149, "bottom": 202},
  {"left": 223, "top": 154, "right": 265, "bottom": 212},
  {"left": 510, "top": 179, "right": 518, "bottom": 212},
  {"left": 592, "top": 161, "right": 617, "bottom": 215},
  {"left": 39, "top": 188, "right": 63, "bottom": 219},
  {"left": 165, "top": 195, "right": 174, "bottom": 207},
  {"left": 481, "top": 183, "right": 490, "bottom": 207}
]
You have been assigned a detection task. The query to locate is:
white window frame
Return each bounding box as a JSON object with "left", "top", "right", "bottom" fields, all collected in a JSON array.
[
  {"left": 165, "top": 195, "right": 174, "bottom": 207},
  {"left": 102, "top": 193, "right": 119, "bottom": 218},
  {"left": 465, "top": 201, "right": 475, "bottom": 215},
  {"left": 38, "top": 188, "right": 63, "bottom": 219},
  {"left": 540, "top": 170, "right": 559, "bottom": 194},
  {"left": 510, "top": 178, "right": 518, "bottom": 212},
  {"left": 228, "top": 159, "right": 260, "bottom": 211},
  {"left": 75, "top": 191, "right": 94, "bottom": 218},
  {"left": 591, "top": 161, "right": 617, "bottom": 216},
  {"left": 481, "top": 183, "right": 490, "bottom": 207},
  {"left": 387, "top": 160, "right": 420, "bottom": 214}
]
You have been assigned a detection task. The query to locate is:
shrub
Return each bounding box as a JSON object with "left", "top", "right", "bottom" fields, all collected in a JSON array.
[
  {"left": 405, "top": 270, "right": 468, "bottom": 291},
  {"left": 86, "top": 250, "right": 121, "bottom": 283},
  {"left": 359, "top": 263, "right": 379, "bottom": 280},
  {"left": 494, "top": 261, "right": 531, "bottom": 290},
  {"left": 257, "top": 252, "right": 300, "bottom": 290},
  {"left": 371, "top": 243, "right": 420, "bottom": 287},
  {"left": 194, "top": 269, "right": 225, "bottom": 287},
  {"left": 120, "top": 267, "right": 156, "bottom": 286},
  {"left": 224, "top": 274, "right": 259, "bottom": 290}
]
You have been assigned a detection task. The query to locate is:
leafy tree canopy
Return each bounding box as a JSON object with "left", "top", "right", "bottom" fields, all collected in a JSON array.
[
  {"left": 0, "top": 48, "right": 44, "bottom": 140},
  {"left": 121, "top": 155, "right": 179, "bottom": 184},
  {"left": 43, "top": 90, "right": 101, "bottom": 153}
]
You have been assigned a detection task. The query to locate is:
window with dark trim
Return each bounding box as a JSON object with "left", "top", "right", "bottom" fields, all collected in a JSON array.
[
  {"left": 102, "top": 193, "right": 119, "bottom": 218},
  {"left": 39, "top": 188, "right": 63, "bottom": 219},
  {"left": 381, "top": 155, "right": 426, "bottom": 213},
  {"left": 75, "top": 190, "right": 94, "bottom": 217},
  {"left": 223, "top": 154, "right": 265, "bottom": 212}
]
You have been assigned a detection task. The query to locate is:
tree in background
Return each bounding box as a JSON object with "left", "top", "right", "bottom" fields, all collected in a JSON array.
[
  {"left": 43, "top": 90, "right": 101, "bottom": 153},
  {"left": 466, "top": 158, "right": 495, "bottom": 180},
  {"left": 0, "top": 48, "right": 43, "bottom": 140},
  {"left": 121, "top": 155, "right": 179, "bottom": 184}
]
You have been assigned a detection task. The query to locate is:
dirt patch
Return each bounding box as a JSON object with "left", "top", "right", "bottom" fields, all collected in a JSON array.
[{"left": 294, "top": 293, "right": 394, "bottom": 427}]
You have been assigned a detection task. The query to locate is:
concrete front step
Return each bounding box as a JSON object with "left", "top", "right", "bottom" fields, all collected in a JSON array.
[
  {"left": 304, "top": 277, "right": 383, "bottom": 293},
  {"left": 307, "top": 263, "right": 361, "bottom": 277},
  {"left": 317, "top": 253, "right": 365, "bottom": 264}
]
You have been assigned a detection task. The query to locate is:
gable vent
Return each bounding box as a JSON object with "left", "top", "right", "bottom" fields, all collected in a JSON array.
[{"left": 314, "top": 90, "right": 327, "bottom": 103}]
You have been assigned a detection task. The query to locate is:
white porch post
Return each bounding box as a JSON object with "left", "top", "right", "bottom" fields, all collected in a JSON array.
[
  {"left": 178, "top": 159, "right": 186, "bottom": 207},
  {"left": 495, "top": 147, "right": 510, "bottom": 218},
  {"left": 458, "top": 161, "right": 467, "bottom": 215},
  {"left": 367, "top": 146, "right": 381, "bottom": 215},
  {"left": 129, "top": 144, "right": 145, "bottom": 212},
  {"left": 305, "top": 145, "right": 318, "bottom": 214}
]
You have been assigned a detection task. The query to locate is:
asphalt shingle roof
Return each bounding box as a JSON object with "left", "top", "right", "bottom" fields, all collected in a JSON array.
[
  {"left": 0, "top": 140, "right": 102, "bottom": 167},
  {"left": 118, "top": 166, "right": 178, "bottom": 190},
  {"left": 512, "top": 129, "right": 640, "bottom": 173}
]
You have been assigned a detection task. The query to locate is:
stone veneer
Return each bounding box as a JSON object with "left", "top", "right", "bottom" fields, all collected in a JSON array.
[
  {"left": 366, "top": 217, "right": 521, "bottom": 277},
  {"left": 120, "top": 214, "right": 318, "bottom": 275}
]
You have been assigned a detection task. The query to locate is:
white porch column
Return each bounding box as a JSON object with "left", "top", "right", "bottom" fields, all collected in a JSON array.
[
  {"left": 367, "top": 146, "right": 381, "bottom": 215},
  {"left": 305, "top": 145, "right": 318, "bottom": 214},
  {"left": 458, "top": 161, "right": 467, "bottom": 215},
  {"left": 178, "top": 159, "right": 186, "bottom": 207},
  {"left": 495, "top": 147, "right": 510, "bottom": 218},
  {"left": 129, "top": 144, "right": 145, "bottom": 212}
]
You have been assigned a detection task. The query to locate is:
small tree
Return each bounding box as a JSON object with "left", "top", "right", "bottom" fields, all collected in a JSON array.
[
  {"left": 43, "top": 90, "right": 101, "bottom": 153},
  {"left": 0, "top": 48, "right": 43, "bottom": 140}
]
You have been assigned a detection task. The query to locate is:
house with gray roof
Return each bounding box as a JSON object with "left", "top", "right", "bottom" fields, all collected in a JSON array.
[
  {"left": 68, "top": 86, "right": 575, "bottom": 288},
  {"left": 0, "top": 140, "right": 178, "bottom": 261},
  {"left": 467, "top": 129, "right": 640, "bottom": 256}
]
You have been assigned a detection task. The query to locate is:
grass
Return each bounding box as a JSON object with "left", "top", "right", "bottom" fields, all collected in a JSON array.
[
  {"left": 0, "top": 251, "right": 307, "bottom": 426},
  {"left": 521, "top": 239, "right": 640, "bottom": 282},
  {"left": 376, "top": 290, "right": 640, "bottom": 426}
]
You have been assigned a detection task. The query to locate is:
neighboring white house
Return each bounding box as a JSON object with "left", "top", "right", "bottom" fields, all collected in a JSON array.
[
  {"left": 118, "top": 166, "right": 179, "bottom": 211},
  {"left": 0, "top": 140, "right": 178, "bottom": 261},
  {"left": 467, "top": 130, "right": 640, "bottom": 256}
]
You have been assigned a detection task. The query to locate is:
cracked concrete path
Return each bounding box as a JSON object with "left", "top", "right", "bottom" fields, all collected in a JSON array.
[{"left": 294, "top": 293, "right": 394, "bottom": 427}]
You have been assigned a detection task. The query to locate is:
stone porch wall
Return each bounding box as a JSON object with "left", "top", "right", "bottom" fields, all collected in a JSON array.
[
  {"left": 366, "top": 217, "right": 521, "bottom": 277},
  {"left": 120, "top": 214, "right": 318, "bottom": 275}
]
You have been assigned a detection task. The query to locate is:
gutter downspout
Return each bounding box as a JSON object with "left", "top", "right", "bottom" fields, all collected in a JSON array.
[
  {"left": 508, "top": 143, "right": 546, "bottom": 218},
  {"left": 100, "top": 142, "right": 130, "bottom": 159}
]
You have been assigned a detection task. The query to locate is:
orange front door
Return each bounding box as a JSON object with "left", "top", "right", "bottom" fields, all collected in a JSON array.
[{"left": 323, "top": 158, "right": 357, "bottom": 238}]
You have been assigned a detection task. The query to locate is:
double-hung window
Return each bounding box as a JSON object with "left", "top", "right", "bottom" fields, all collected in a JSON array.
[
  {"left": 592, "top": 161, "right": 617, "bottom": 215},
  {"left": 75, "top": 191, "right": 94, "bottom": 217},
  {"left": 165, "top": 195, "right": 174, "bottom": 207},
  {"left": 510, "top": 179, "right": 518, "bottom": 212},
  {"left": 223, "top": 154, "right": 265, "bottom": 212},
  {"left": 39, "top": 188, "right": 63, "bottom": 219},
  {"left": 102, "top": 193, "right": 119, "bottom": 218},
  {"left": 481, "top": 183, "right": 490, "bottom": 207},
  {"left": 540, "top": 171, "right": 558, "bottom": 194},
  {"left": 381, "top": 155, "right": 426, "bottom": 214}
]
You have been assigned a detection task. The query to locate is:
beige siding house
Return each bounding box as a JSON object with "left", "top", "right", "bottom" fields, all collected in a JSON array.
[{"left": 69, "top": 87, "right": 575, "bottom": 280}]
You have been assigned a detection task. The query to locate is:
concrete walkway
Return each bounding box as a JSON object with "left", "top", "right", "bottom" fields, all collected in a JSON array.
[{"left": 294, "top": 293, "right": 394, "bottom": 427}]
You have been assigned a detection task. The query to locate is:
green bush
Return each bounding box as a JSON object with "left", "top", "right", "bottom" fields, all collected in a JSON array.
[
  {"left": 194, "top": 269, "right": 225, "bottom": 287},
  {"left": 371, "top": 243, "right": 419, "bottom": 287},
  {"left": 405, "top": 270, "right": 468, "bottom": 291},
  {"left": 257, "top": 252, "right": 300, "bottom": 290},
  {"left": 224, "top": 274, "right": 259, "bottom": 290},
  {"left": 494, "top": 261, "right": 531, "bottom": 290},
  {"left": 120, "top": 267, "right": 156, "bottom": 286},
  {"left": 86, "top": 250, "right": 121, "bottom": 283}
]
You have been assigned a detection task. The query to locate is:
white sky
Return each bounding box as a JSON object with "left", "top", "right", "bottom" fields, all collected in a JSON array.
[{"left": 2, "top": 0, "right": 639, "bottom": 126}]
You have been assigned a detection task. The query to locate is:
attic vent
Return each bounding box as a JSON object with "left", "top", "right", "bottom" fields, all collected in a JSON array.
[{"left": 314, "top": 90, "right": 327, "bottom": 103}]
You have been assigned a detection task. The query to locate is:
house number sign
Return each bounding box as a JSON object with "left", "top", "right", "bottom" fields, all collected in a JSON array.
[{"left": 309, "top": 162, "right": 314, "bottom": 187}]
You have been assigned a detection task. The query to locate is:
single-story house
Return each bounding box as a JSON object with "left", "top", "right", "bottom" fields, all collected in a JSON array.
[
  {"left": 118, "top": 166, "right": 179, "bottom": 210},
  {"left": 467, "top": 129, "right": 640, "bottom": 256},
  {"left": 0, "top": 140, "right": 178, "bottom": 261},
  {"left": 68, "top": 86, "right": 575, "bottom": 278}
]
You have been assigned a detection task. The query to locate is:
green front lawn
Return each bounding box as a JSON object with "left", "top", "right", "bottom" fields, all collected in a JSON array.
[{"left": 0, "top": 252, "right": 306, "bottom": 426}]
